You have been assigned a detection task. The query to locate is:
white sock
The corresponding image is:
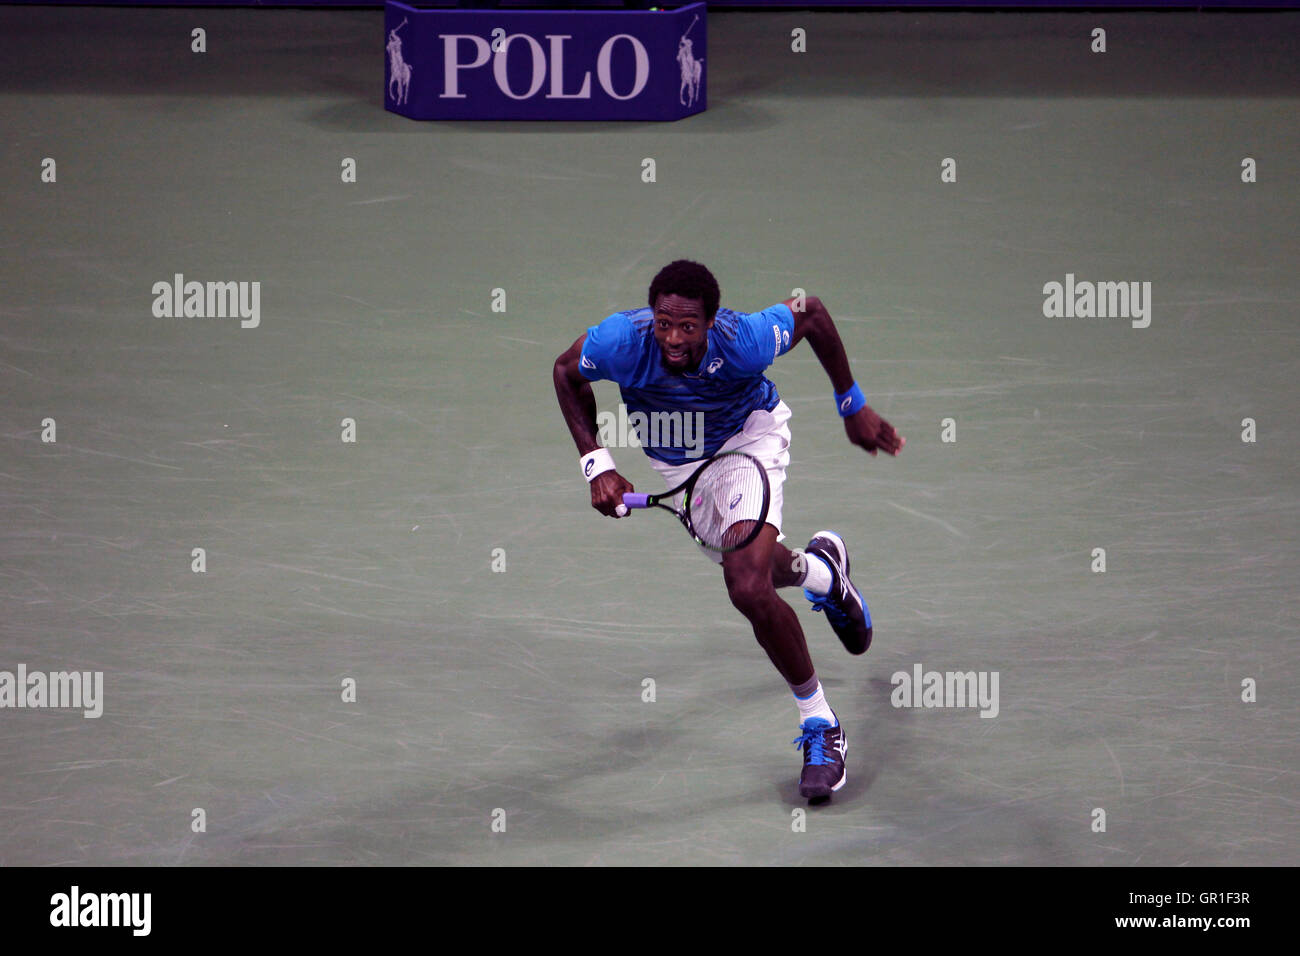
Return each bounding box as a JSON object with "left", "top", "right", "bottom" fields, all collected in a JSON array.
[
  {"left": 799, "top": 551, "right": 834, "bottom": 596},
  {"left": 794, "top": 681, "right": 837, "bottom": 726}
]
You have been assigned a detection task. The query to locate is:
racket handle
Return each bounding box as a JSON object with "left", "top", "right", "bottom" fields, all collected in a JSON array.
[{"left": 622, "top": 493, "right": 651, "bottom": 509}]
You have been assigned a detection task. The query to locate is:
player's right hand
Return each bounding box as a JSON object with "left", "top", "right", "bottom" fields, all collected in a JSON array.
[{"left": 591, "top": 471, "right": 634, "bottom": 518}]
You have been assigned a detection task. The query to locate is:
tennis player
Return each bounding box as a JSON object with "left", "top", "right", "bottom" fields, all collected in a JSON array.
[{"left": 552, "top": 260, "right": 904, "bottom": 799}]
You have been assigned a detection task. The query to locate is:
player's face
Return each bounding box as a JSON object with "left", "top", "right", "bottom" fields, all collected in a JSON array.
[{"left": 653, "top": 294, "right": 712, "bottom": 373}]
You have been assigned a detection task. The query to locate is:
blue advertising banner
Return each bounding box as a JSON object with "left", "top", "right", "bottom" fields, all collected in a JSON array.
[{"left": 384, "top": 1, "right": 706, "bottom": 121}]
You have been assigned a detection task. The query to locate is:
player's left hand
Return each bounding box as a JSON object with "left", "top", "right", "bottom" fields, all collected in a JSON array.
[{"left": 845, "top": 406, "right": 904, "bottom": 457}]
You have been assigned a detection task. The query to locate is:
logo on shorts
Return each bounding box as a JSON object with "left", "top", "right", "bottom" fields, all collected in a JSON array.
[
  {"left": 706, "top": 357, "right": 724, "bottom": 374},
  {"left": 729, "top": 492, "right": 743, "bottom": 510}
]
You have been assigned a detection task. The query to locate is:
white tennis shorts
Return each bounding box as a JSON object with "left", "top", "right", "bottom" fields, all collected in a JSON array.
[{"left": 648, "top": 400, "right": 792, "bottom": 564}]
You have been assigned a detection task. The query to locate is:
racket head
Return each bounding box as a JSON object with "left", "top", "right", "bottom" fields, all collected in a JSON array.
[{"left": 681, "top": 451, "right": 771, "bottom": 552}]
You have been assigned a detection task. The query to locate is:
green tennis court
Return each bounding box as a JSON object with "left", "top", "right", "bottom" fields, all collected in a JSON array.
[{"left": 1, "top": 5, "right": 1296, "bottom": 865}]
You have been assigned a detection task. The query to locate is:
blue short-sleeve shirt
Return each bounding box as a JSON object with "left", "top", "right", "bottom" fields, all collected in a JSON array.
[{"left": 579, "top": 303, "right": 796, "bottom": 465}]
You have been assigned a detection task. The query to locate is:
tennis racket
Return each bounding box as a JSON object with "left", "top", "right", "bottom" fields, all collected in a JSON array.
[{"left": 621, "top": 451, "right": 771, "bottom": 553}]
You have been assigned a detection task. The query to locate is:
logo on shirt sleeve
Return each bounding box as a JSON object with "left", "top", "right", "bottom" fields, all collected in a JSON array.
[
  {"left": 580, "top": 354, "right": 597, "bottom": 371},
  {"left": 772, "top": 325, "right": 781, "bottom": 361}
]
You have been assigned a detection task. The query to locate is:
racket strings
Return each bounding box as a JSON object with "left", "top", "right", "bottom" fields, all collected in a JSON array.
[{"left": 686, "top": 454, "right": 769, "bottom": 551}]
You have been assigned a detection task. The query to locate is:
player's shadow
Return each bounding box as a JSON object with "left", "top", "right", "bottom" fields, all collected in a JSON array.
[
  {"left": 296, "top": 678, "right": 870, "bottom": 862},
  {"left": 393, "top": 717, "right": 789, "bottom": 863}
]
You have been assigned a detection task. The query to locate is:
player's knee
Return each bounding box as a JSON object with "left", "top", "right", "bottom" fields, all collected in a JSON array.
[{"left": 725, "top": 572, "right": 776, "bottom": 618}]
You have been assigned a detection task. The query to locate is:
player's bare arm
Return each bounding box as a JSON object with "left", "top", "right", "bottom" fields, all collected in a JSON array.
[
  {"left": 553, "top": 333, "right": 634, "bottom": 517},
  {"left": 782, "top": 294, "right": 905, "bottom": 457}
]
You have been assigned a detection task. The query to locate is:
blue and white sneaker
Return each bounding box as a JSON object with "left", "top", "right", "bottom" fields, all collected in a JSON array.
[
  {"left": 794, "top": 714, "right": 847, "bottom": 798},
  {"left": 804, "top": 530, "right": 873, "bottom": 655}
]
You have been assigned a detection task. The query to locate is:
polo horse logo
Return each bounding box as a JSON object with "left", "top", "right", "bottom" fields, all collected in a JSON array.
[
  {"left": 677, "top": 15, "right": 703, "bottom": 108},
  {"left": 387, "top": 18, "right": 412, "bottom": 106}
]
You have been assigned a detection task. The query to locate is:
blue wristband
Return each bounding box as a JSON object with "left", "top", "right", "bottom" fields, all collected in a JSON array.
[{"left": 834, "top": 382, "right": 866, "bottom": 417}]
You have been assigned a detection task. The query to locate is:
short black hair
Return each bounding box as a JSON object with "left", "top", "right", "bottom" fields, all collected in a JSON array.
[{"left": 648, "top": 260, "right": 720, "bottom": 321}]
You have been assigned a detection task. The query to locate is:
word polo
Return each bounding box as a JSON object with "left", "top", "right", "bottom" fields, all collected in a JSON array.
[
  {"left": 441, "top": 33, "right": 650, "bottom": 101},
  {"left": 385, "top": 1, "right": 706, "bottom": 122}
]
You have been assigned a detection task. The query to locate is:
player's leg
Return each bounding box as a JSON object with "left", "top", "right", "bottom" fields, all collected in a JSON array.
[
  {"left": 695, "top": 401, "right": 851, "bottom": 796},
  {"left": 722, "top": 522, "right": 811, "bottom": 683},
  {"left": 766, "top": 535, "right": 872, "bottom": 654},
  {"left": 722, "top": 523, "right": 846, "bottom": 798},
  {"left": 768, "top": 541, "right": 804, "bottom": 588}
]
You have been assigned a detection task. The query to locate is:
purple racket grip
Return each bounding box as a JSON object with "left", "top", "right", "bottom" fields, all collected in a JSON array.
[{"left": 622, "top": 493, "right": 651, "bottom": 509}]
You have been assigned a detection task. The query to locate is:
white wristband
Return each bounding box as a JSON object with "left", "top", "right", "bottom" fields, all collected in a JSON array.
[{"left": 581, "top": 448, "right": 617, "bottom": 483}]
